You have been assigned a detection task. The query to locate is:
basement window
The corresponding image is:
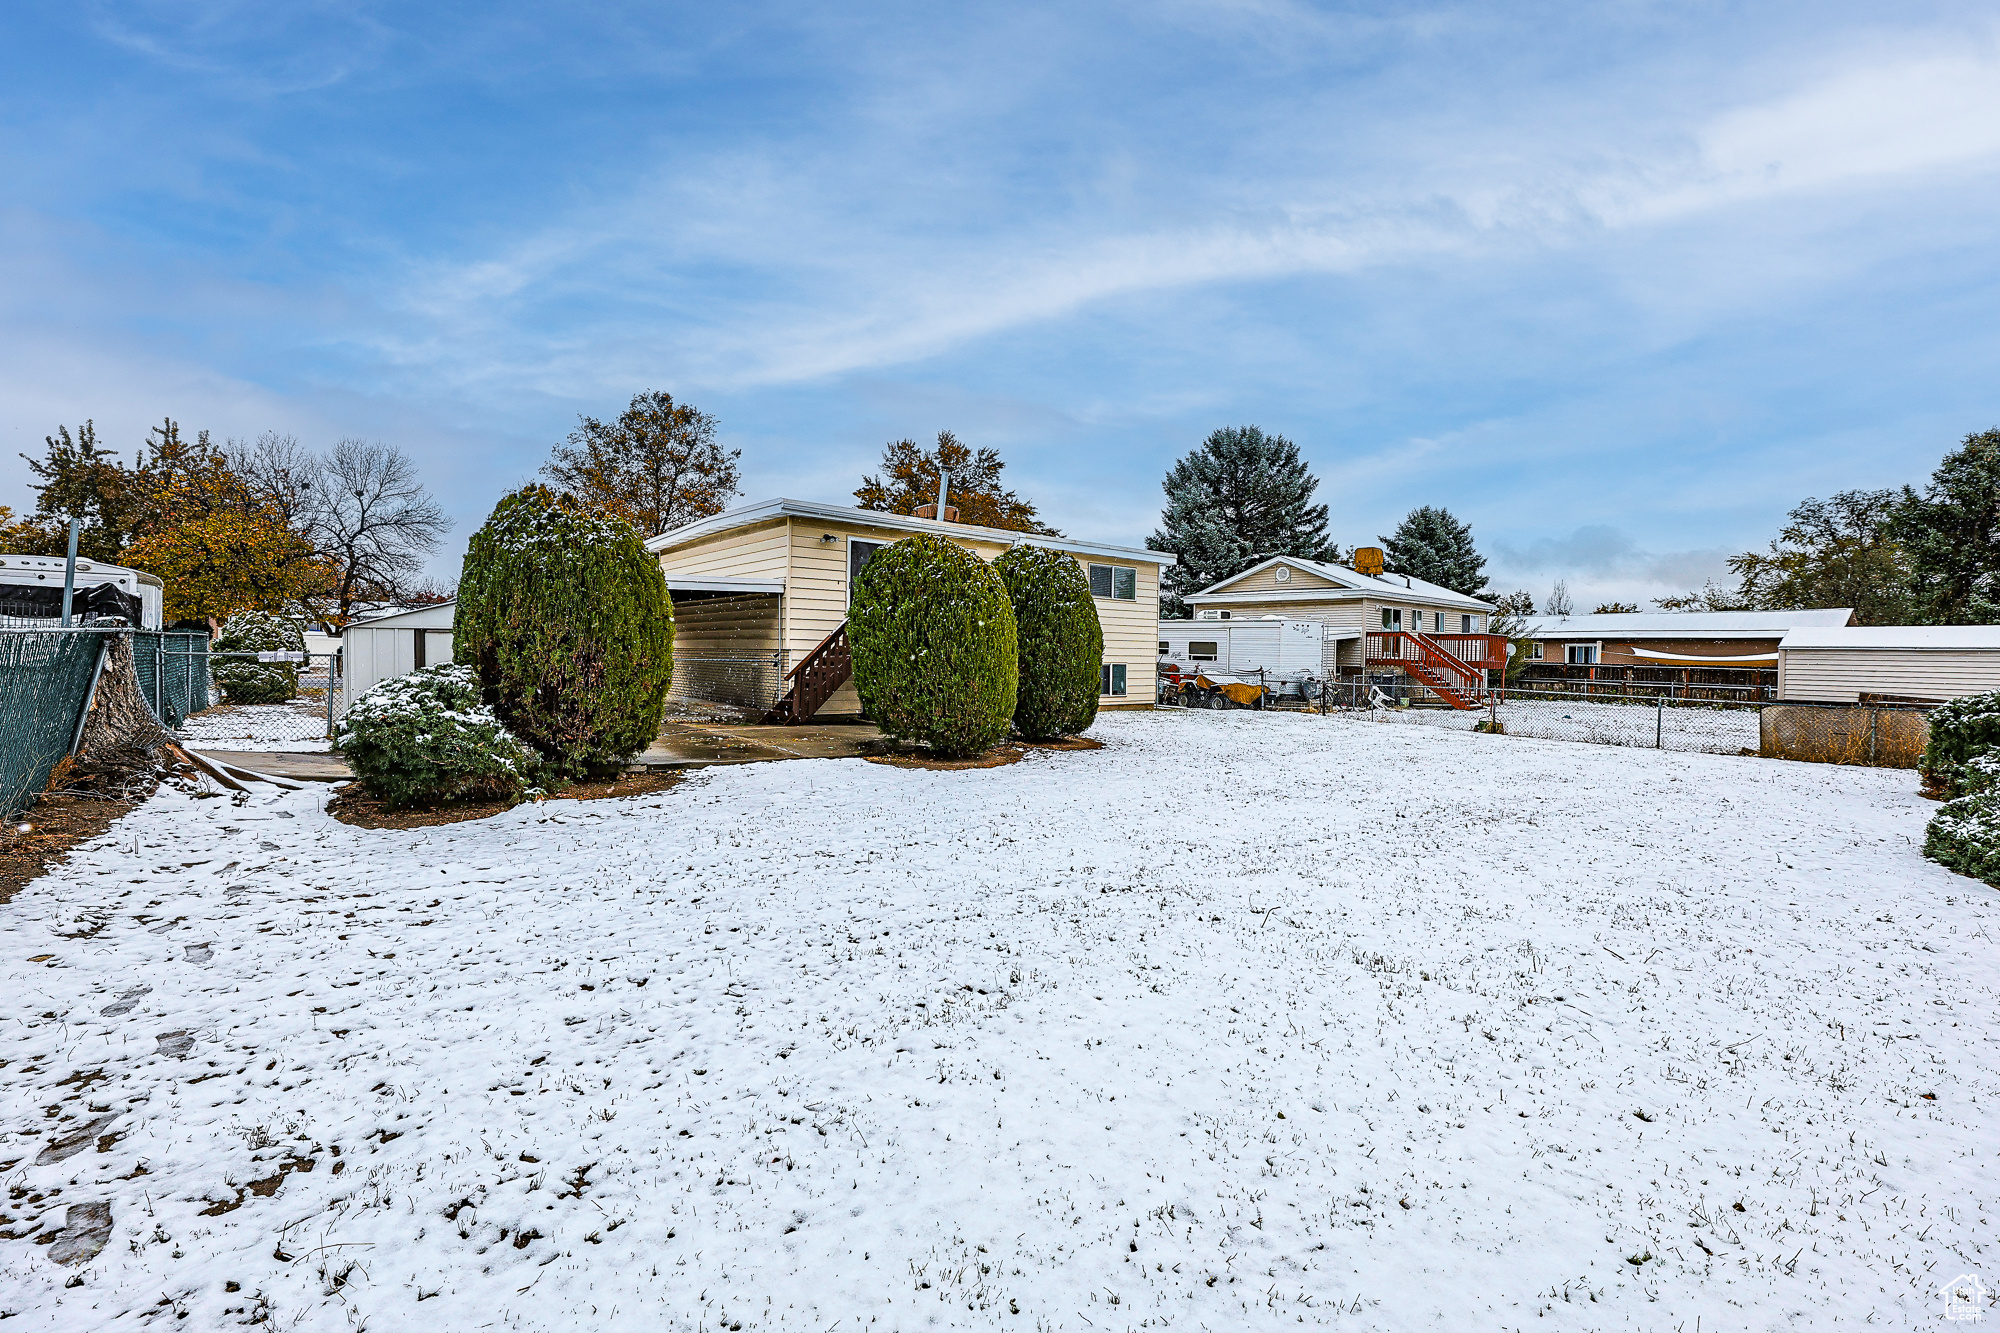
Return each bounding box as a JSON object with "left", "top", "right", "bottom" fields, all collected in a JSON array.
[{"left": 1100, "top": 664, "right": 1128, "bottom": 696}]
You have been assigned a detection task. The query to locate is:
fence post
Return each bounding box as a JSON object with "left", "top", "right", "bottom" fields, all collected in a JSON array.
[
  {"left": 69, "top": 633, "right": 110, "bottom": 756},
  {"left": 1656, "top": 694, "right": 1664, "bottom": 749},
  {"left": 1869, "top": 708, "right": 1879, "bottom": 767}
]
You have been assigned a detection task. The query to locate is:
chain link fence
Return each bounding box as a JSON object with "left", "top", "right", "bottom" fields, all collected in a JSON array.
[
  {"left": 174, "top": 651, "right": 336, "bottom": 752},
  {"left": 1325, "top": 684, "right": 1766, "bottom": 755},
  {"left": 0, "top": 630, "right": 107, "bottom": 818},
  {"left": 1319, "top": 682, "right": 1935, "bottom": 765},
  {"left": 131, "top": 631, "right": 211, "bottom": 726}
]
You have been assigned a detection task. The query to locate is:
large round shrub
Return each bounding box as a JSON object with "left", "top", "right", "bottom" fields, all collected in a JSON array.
[
  {"left": 993, "top": 545, "right": 1101, "bottom": 740},
  {"left": 849, "top": 534, "right": 1017, "bottom": 757},
  {"left": 455, "top": 486, "right": 674, "bottom": 782},
  {"left": 212, "top": 611, "right": 305, "bottom": 704},
  {"left": 337, "top": 664, "right": 532, "bottom": 808},
  {"left": 1921, "top": 690, "right": 2000, "bottom": 797}
]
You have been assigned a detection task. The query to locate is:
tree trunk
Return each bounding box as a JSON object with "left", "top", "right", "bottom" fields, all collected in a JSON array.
[{"left": 68, "top": 634, "right": 176, "bottom": 795}]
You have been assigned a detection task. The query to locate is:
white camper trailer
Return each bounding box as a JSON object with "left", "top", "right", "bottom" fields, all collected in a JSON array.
[
  {"left": 1157, "top": 617, "right": 1330, "bottom": 703},
  {"left": 0, "top": 554, "right": 164, "bottom": 628}
]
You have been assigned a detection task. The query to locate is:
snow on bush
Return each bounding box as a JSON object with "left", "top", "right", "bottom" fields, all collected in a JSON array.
[
  {"left": 1922, "top": 693, "right": 2000, "bottom": 886},
  {"left": 454, "top": 484, "right": 674, "bottom": 783},
  {"left": 994, "top": 544, "right": 1101, "bottom": 740},
  {"left": 211, "top": 610, "right": 304, "bottom": 704},
  {"left": 335, "top": 663, "right": 532, "bottom": 808},
  {"left": 850, "top": 533, "right": 1017, "bottom": 757}
]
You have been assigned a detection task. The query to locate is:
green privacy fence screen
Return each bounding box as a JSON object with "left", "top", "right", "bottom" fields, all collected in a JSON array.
[
  {"left": 130, "top": 631, "right": 211, "bottom": 727},
  {"left": 0, "top": 631, "right": 104, "bottom": 819},
  {"left": 0, "top": 629, "right": 211, "bottom": 819}
]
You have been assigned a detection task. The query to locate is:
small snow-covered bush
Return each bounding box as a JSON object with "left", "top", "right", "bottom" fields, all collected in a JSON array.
[
  {"left": 993, "top": 545, "right": 1101, "bottom": 741},
  {"left": 1925, "top": 787, "right": 2000, "bottom": 887},
  {"left": 1921, "top": 690, "right": 2000, "bottom": 797},
  {"left": 850, "top": 534, "right": 1017, "bottom": 758},
  {"left": 212, "top": 611, "right": 305, "bottom": 704},
  {"left": 336, "top": 664, "right": 532, "bottom": 809}
]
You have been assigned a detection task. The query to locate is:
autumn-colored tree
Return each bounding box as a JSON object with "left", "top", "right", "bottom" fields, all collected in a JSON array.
[
  {"left": 121, "top": 504, "right": 334, "bottom": 625},
  {"left": 855, "top": 430, "right": 1058, "bottom": 534},
  {"left": 543, "top": 390, "right": 739, "bottom": 538}
]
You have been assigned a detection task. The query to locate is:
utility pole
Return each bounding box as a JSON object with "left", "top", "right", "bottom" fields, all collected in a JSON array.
[{"left": 59, "top": 516, "right": 80, "bottom": 628}]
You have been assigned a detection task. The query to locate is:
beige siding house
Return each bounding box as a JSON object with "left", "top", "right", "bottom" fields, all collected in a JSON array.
[
  {"left": 647, "top": 499, "right": 1170, "bottom": 717},
  {"left": 1777, "top": 626, "right": 2000, "bottom": 703},
  {"left": 1176, "top": 556, "right": 1493, "bottom": 675}
]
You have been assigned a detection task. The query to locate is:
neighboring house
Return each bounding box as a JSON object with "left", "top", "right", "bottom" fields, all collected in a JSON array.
[
  {"left": 647, "top": 498, "right": 1172, "bottom": 720},
  {"left": 1521, "top": 609, "right": 1855, "bottom": 668},
  {"left": 1777, "top": 625, "right": 2000, "bottom": 704},
  {"left": 336, "top": 602, "right": 457, "bottom": 718},
  {"left": 1178, "top": 556, "right": 1497, "bottom": 676}
]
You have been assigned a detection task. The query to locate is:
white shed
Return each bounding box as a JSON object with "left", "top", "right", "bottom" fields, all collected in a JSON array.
[
  {"left": 337, "top": 602, "right": 457, "bottom": 717},
  {"left": 1777, "top": 625, "right": 2000, "bottom": 703}
]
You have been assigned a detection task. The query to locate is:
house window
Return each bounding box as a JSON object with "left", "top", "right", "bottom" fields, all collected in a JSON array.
[
  {"left": 847, "top": 538, "right": 886, "bottom": 604},
  {"left": 1460, "top": 614, "right": 1474, "bottom": 634},
  {"left": 1528, "top": 642, "right": 1543, "bottom": 660},
  {"left": 1381, "top": 608, "right": 1402, "bottom": 630},
  {"left": 1089, "top": 564, "right": 1137, "bottom": 600},
  {"left": 1100, "top": 663, "right": 1128, "bottom": 696},
  {"left": 1567, "top": 644, "right": 1598, "bottom": 665},
  {"left": 1188, "top": 640, "right": 1219, "bottom": 662}
]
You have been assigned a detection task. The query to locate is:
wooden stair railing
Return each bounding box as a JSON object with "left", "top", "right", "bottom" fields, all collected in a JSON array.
[
  {"left": 1366, "top": 631, "right": 1488, "bottom": 710},
  {"left": 763, "top": 622, "right": 851, "bottom": 723}
]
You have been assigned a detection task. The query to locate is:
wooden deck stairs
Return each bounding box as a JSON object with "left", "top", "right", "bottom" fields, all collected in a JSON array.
[
  {"left": 763, "top": 622, "right": 851, "bottom": 723},
  {"left": 1365, "top": 630, "right": 1497, "bottom": 711}
]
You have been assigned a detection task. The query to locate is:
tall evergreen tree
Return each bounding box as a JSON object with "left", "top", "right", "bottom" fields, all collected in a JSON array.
[
  {"left": 1378, "top": 505, "right": 1489, "bottom": 597},
  {"left": 1723, "top": 487, "right": 1910, "bottom": 625},
  {"left": 1892, "top": 428, "right": 2000, "bottom": 624},
  {"left": 1147, "top": 426, "right": 1336, "bottom": 617}
]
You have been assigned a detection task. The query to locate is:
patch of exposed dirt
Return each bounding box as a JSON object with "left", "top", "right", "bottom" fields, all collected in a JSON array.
[
  {"left": 327, "top": 772, "right": 686, "bottom": 830},
  {"left": 865, "top": 735, "right": 1106, "bottom": 771},
  {"left": 1, "top": 790, "right": 153, "bottom": 905}
]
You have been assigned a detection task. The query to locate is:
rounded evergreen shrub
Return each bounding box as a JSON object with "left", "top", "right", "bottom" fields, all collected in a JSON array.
[
  {"left": 1921, "top": 690, "right": 2000, "bottom": 797},
  {"left": 212, "top": 611, "right": 305, "bottom": 704},
  {"left": 849, "top": 533, "right": 1017, "bottom": 757},
  {"left": 993, "top": 545, "right": 1101, "bottom": 740},
  {"left": 336, "top": 664, "right": 532, "bottom": 808},
  {"left": 455, "top": 485, "right": 674, "bottom": 782}
]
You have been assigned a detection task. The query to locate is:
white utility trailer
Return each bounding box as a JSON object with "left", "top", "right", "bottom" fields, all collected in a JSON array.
[
  {"left": 1157, "top": 617, "right": 1327, "bottom": 703},
  {"left": 0, "top": 554, "right": 164, "bottom": 628}
]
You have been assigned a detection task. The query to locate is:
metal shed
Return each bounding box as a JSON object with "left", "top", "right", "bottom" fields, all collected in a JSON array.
[
  {"left": 337, "top": 602, "right": 457, "bottom": 717},
  {"left": 1777, "top": 626, "right": 2000, "bottom": 703}
]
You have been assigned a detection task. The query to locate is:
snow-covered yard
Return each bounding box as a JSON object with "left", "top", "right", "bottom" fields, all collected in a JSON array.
[{"left": 2, "top": 711, "right": 1995, "bottom": 1330}]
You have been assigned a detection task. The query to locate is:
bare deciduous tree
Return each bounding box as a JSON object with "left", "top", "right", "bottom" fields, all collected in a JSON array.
[{"left": 311, "top": 439, "right": 451, "bottom": 629}]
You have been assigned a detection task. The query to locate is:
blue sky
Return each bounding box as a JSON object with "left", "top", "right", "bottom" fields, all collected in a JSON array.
[{"left": 3, "top": 2, "right": 1998, "bottom": 607}]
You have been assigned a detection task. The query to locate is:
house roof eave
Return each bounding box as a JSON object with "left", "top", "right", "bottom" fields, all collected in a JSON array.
[{"left": 647, "top": 497, "right": 1174, "bottom": 566}]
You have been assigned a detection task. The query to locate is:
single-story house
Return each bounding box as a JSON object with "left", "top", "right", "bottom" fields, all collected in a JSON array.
[
  {"left": 1777, "top": 625, "right": 2000, "bottom": 703},
  {"left": 647, "top": 498, "right": 1172, "bottom": 720},
  {"left": 1521, "top": 609, "right": 1855, "bottom": 668},
  {"left": 1177, "top": 556, "right": 1498, "bottom": 677},
  {"left": 336, "top": 602, "right": 457, "bottom": 717}
]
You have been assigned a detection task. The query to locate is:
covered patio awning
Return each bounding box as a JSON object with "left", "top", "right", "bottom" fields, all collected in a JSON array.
[{"left": 1627, "top": 647, "right": 1778, "bottom": 665}]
